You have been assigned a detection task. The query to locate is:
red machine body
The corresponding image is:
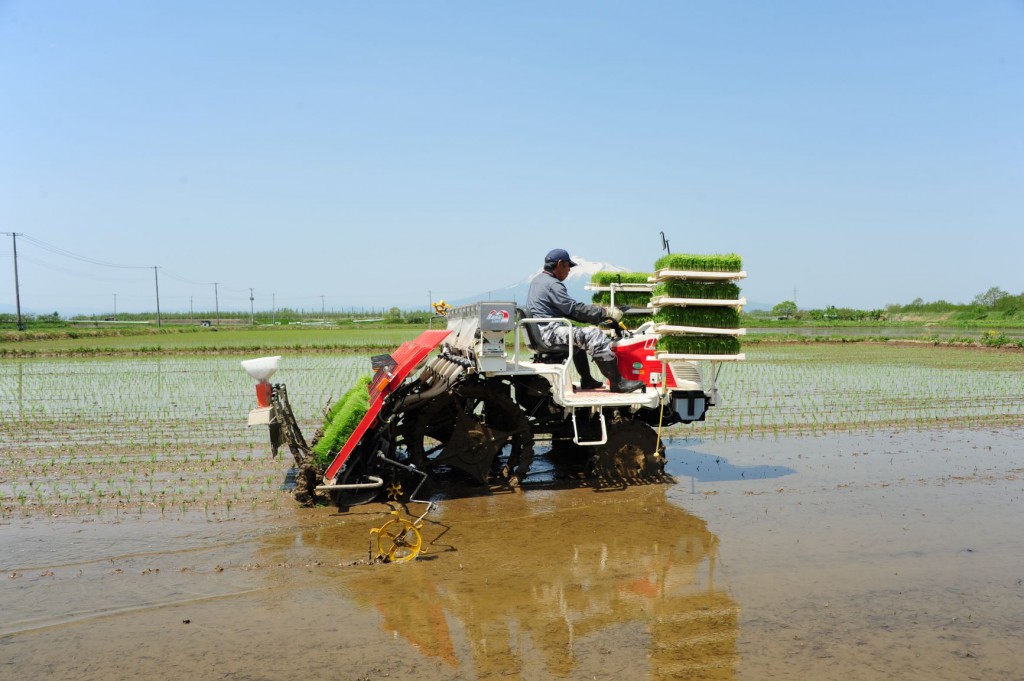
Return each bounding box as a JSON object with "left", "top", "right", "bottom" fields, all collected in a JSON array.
[
  {"left": 323, "top": 329, "right": 451, "bottom": 481},
  {"left": 613, "top": 335, "right": 677, "bottom": 389}
]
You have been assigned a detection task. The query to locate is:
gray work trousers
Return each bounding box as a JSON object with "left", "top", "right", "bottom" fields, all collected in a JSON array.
[{"left": 541, "top": 324, "right": 614, "bottom": 362}]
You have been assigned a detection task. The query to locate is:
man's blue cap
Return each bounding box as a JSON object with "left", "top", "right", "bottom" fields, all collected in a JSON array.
[{"left": 545, "top": 248, "right": 578, "bottom": 267}]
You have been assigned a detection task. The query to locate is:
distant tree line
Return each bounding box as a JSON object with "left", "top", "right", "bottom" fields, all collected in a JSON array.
[
  {"left": 5, "top": 286, "right": 1022, "bottom": 329},
  {"left": 751, "top": 302, "right": 886, "bottom": 322},
  {"left": 753, "top": 286, "right": 1024, "bottom": 322},
  {"left": 884, "top": 286, "right": 1019, "bottom": 319}
]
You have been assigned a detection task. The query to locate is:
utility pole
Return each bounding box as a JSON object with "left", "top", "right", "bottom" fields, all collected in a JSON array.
[
  {"left": 189, "top": 296, "right": 193, "bottom": 323},
  {"left": 272, "top": 293, "right": 276, "bottom": 325},
  {"left": 320, "top": 295, "right": 325, "bottom": 319},
  {"left": 113, "top": 293, "right": 117, "bottom": 320},
  {"left": 2, "top": 232, "right": 24, "bottom": 330},
  {"left": 249, "top": 288, "right": 255, "bottom": 326},
  {"left": 153, "top": 266, "right": 162, "bottom": 327},
  {"left": 213, "top": 282, "right": 219, "bottom": 326}
]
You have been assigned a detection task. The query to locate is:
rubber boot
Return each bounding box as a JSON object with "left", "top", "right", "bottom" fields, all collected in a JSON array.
[
  {"left": 596, "top": 358, "right": 645, "bottom": 393},
  {"left": 574, "top": 352, "right": 604, "bottom": 390}
]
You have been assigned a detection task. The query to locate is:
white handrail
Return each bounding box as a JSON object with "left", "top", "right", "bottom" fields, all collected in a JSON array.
[{"left": 514, "top": 317, "right": 574, "bottom": 390}]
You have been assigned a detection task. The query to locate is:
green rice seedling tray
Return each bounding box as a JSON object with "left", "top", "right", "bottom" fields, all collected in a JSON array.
[
  {"left": 313, "top": 374, "right": 372, "bottom": 465},
  {"left": 651, "top": 269, "right": 746, "bottom": 283},
  {"left": 655, "top": 306, "right": 741, "bottom": 329},
  {"left": 654, "top": 253, "right": 743, "bottom": 272},
  {"left": 588, "top": 271, "right": 654, "bottom": 309},
  {"left": 650, "top": 252, "right": 745, "bottom": 283},
  {"left": 657, "top": 334, "right": 742, "bottom": 356},
  {"left": 620, "top": 313, "right": 654, "bottom": 330},
  {"left": 654, "top": 350, "right": 746, "bottom": 361},
  {"left": 589, "top": 271, "right": 653, "bottom": 286},
  {"left": 649, "top": 296, "right": 745, "bottom": 309},
  {"left": 591, "top": 290, "right": 654, "bottom": 307},
  {"left": 652, "top": 280, "right": 741, "bottom": 300},
  {"left": 653, "top": 323, "right": 745, "bottom": 336}
]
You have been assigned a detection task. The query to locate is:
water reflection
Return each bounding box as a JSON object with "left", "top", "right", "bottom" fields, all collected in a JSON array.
[
  {"left": 665, "top": 444, "right": 796, "bottom": 483},
  {"left": 275, "top": 486, "right": 739, "bottom": 680}
]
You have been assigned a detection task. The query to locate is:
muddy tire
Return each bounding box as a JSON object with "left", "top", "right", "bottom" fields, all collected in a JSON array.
[
  {"left": 591, "top": 418, "right": 666, "bottom": 485},
  {"left": 292, "top": 464, "right": 321, "bottom": 507},
  {"left": 408, "top": 382, "right": 533, "bottom": 485}
]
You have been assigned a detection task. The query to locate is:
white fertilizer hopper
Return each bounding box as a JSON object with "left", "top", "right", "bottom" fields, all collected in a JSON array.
[
  {"left": 241, "top": 356, "right": 281, "bottom": 382},
  {"left": 242, "top": 356, "right": 281, "bottom": 408}
]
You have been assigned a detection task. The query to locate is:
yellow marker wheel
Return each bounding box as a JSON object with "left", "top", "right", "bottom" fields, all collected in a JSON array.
[{"left": 370, "top": 511, "right": 423, "bottom": 563}]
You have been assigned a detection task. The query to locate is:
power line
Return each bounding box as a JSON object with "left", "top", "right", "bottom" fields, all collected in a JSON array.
[
  {"left": 161, "top": 268, "right": 215, "bottom": 286},
  {"left": 16, "top": 235, "right": 164, "bottom": 321},
  {"left": 19, "top": 234, "right": 150, "bottom": 269},
  {"left": 18, "top": 254, "right": 145, "bottom": 283},
  {"left": 215, "top": 282, "right": 250, "bottom": 294},
  {"left": 1, "top": 232, "right": 354, "bottom": 317}
]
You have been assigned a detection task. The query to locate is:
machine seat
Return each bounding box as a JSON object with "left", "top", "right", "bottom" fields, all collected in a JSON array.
[{"left": 519, "top": 308, "right": 578, "bottom": 365}]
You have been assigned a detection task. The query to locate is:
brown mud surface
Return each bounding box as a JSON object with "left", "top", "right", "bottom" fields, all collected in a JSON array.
[{"left": 2, "top": 428, "right": 1023, "bottom": 680}]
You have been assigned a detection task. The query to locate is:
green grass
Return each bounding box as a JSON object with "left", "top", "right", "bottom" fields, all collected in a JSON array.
[
  {"left": 654, "top": 253, "right": 743, "bottom": 272},
  {"left": 3, "top": 316, "right": 1021, "bottom": 359}
]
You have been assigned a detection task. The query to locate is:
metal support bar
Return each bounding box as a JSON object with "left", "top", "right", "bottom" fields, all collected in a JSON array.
[
  {"left": 375, "top": 453, "right": 436, "bottom": 523},
  {"left": 514, "top": 317, "right": 574, "bottom": 389},
  {"left": 571, "top": 407, "right": 608, "bottom": 446},
  {"left": 316, "top": 476, "right": 384, "bottom": 491}
]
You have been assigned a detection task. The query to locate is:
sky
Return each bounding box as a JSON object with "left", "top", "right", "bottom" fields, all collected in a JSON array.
[{"left": 1, "top": 1, "right": 1022, "bottom": 315}]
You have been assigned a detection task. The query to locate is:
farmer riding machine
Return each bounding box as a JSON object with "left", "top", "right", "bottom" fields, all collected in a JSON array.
[
  {"left": 243, "top": 252, "right": 745, "bottom": 560},
  {"left": 245, "top": 295, "right": 742, "bottom": 502}
]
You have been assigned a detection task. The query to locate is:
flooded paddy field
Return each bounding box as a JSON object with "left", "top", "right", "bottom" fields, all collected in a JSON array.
[{"left": 2, "top": 345, "right": 1023, "bottom": 679}]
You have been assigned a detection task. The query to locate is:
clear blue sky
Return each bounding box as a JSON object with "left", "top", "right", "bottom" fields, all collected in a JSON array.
[{"left": 2, "top": 1, "right": 1022, "bottom": 315}]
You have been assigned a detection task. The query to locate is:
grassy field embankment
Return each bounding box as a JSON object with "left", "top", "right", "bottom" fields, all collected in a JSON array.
[
  {"left": 0, "top": 324, "right": 427, "bottom": 356},
  {"left": 2, "top": 316, "right": 1023, "bottom": 357}
]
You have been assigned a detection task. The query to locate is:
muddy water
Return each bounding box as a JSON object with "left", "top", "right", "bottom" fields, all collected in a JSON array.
[{"left": 2, "top": 428, "right": 1022, "bottom": 680}]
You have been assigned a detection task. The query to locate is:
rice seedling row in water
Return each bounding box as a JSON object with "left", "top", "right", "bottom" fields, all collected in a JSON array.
[
  {"left": 683, "top": 344, "right": 1024, "bottom": 438},
  {"left": 0, "top": 353, "right": 376, "bottom": 517},
  {"left": 3, "top": 344, "right": 1023, "bottom": 517}
]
